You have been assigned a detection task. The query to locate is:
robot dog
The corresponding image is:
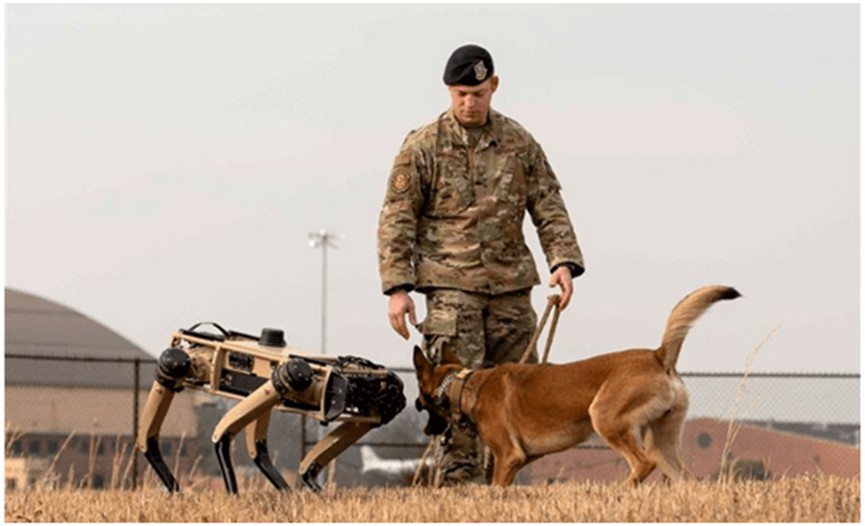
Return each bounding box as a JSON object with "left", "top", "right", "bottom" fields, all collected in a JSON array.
[{"left": 137, "top": 322, "right": 406, "bottom": 493}]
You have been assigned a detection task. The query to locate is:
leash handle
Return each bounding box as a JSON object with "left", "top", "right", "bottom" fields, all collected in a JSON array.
[
  {"left": 518, "top": 294, "right": 561, "bottom": 364},
  {"left": 541, "top": 300, "right": 562, "bottom": 364}
]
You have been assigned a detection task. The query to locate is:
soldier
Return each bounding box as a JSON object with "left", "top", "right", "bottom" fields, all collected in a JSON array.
[{"left": 377, "top": 44, "right": 585, "bottom": 486}]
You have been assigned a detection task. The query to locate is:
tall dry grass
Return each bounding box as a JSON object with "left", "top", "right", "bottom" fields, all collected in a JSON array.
[
  {"left": 718, "top": 325, "right": 780, "bottom": 481},
  {"left": 5, "top": 475, "right": 860, "bottom": 522}
]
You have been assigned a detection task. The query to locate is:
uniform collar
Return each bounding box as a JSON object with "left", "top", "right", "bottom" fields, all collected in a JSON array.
[{"left": 441, "top": 109, "right": 500, "bottom": 150}]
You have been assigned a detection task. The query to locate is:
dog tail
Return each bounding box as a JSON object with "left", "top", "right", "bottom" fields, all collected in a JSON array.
[{"left": 656, "top": 285, "right": 741, "bottom": 372}]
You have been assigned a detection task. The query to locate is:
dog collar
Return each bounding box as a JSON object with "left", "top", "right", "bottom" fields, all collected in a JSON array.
[
  {"left": 435, "top": 372, "right": 457, "bottom": 402},
  {"left": 448, "top": 368, "right": 475, "bottom": 424}
]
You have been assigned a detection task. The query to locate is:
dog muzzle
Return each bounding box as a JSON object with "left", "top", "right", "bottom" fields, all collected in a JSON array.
[{"left": 415, "top": 397, "right": 449, "bottom": 436}]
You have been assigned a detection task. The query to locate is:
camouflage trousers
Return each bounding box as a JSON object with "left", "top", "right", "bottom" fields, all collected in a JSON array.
[{"left": 420, "top": 288, "right": 538, "bottom": 486}]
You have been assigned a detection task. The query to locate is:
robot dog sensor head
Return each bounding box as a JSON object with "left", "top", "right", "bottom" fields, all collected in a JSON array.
[{"left": 259, "top": 328, "right": 286, "bottom": 347}]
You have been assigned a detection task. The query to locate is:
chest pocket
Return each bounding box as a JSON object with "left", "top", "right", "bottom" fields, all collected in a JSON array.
[
  {"left": 496, "top": 152, "right": 529, "bottom": 210},
  {"left": 427, "top": 149, "right": 475, "bottom": 217}
]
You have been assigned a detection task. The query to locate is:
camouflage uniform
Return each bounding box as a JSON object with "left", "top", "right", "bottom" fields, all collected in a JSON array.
[{"left": 377, "top": 108, "right": 585, "bottom": 485}]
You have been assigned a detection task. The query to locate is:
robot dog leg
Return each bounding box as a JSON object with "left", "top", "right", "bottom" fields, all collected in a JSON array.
[
  {"left": 210, "top": 356, "right": 345, "bottom": 493},
  {"left": 136, "top": 347, "right": 191, "bottom": 492},
  {"left": 211, "top": 377, "right": 283, "bottom": 493},
  {"left": 298, "top": 421, "right": 373, "bottom": 491},
  {"left": 244, "top": 411, "right": 290, "bottom": 490}
]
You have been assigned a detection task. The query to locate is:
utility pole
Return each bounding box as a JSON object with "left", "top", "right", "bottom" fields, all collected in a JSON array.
[{"left": 307, "top": 229, "right": 340, "bottom": 487}]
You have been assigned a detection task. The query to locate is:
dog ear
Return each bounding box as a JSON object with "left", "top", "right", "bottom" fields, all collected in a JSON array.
[
  {"left": 412, "top": 345, "right": 431, "bottom": 374},
  {"left": 440, "top": 344, "right": 463, "bottom": 366}
]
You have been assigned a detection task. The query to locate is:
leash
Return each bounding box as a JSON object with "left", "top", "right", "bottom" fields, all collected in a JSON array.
[
  {"left": 412, "top": 440, "right": 435, "bottom": 486},
  {"left": 518, "top": 294, "right": 562, "bottom": 365}
]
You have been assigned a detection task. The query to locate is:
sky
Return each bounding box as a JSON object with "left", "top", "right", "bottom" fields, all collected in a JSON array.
[{"left": 5, "top": 3, "right": 860, "bottom": 375}]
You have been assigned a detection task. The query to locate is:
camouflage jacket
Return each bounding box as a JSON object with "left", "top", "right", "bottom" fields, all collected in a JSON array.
[{"left": 377, "top": 109, "right": 584, "bottom": 295}]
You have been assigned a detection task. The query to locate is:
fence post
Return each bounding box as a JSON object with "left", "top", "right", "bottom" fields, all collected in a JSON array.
[
  {"left": 132, "top": 358, "right": 140, "bottom": 490},
  {"left": 301, "top": 415, "right": 307, "bottom": 462}
]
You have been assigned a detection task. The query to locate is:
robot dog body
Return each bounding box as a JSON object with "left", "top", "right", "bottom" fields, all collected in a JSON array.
[{"left": 137, "top": 323, "right": 405, "bottom": 493}]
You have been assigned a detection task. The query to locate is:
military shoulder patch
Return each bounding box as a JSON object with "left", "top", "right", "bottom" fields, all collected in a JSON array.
[{"left": 390, "top": 171, "right": 411, "bottom": 194}]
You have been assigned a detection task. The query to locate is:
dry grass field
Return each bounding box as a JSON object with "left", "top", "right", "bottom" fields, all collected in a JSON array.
[{"left": 5, "top": 475, "right": 859, "bottom": 522}]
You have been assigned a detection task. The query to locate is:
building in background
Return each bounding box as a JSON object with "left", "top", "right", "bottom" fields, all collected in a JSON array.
[{"left": 5, "top": 288, "right": 198, "bottom": 490}]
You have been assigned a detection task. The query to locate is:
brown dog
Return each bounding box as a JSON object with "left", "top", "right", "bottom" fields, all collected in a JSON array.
[{"left": 413, "top": 284, "right": 740, "bottom": 486}]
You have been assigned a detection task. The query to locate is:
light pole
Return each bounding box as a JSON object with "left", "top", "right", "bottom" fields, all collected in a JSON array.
[
  {"left": 307, "top": 229, "right": 339, "bottom": 487},
  {"left": 308, "top": 230, "right": 339, "bottom": 356}
]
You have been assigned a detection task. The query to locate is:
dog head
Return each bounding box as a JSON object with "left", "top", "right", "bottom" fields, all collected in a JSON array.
[{"left": 412, "top": 345, "right": 464, "bottom": 436}]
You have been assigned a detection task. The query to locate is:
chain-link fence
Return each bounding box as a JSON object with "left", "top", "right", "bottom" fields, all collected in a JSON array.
[{"left": 5, "top": 354, "right": 859, "bottom": 490}]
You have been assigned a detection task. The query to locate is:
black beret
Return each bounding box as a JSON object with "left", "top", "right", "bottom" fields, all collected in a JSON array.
[{"left": 443, "top": 44, "right": 494, "bottom": 86}]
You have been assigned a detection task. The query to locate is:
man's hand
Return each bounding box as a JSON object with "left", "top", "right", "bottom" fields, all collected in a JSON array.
[
  {"left": 388, "top": 290, "right": 417, "bottom": 340},
  {"left": 549, "top": 265, "right": 573, "bottom": 310}
]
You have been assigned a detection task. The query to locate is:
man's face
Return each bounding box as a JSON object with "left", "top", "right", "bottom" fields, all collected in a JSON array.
[{"left": 448, "top": 76, "right": 499, "bottom": 128}]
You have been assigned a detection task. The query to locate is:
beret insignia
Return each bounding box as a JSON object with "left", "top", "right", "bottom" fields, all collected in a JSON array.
[{"left": 473, "top": 60, "right": 488, "bottom": 82}]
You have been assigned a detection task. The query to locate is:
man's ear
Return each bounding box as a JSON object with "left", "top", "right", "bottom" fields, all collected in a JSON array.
[
  {"left": 413, "top": 345, "right": 430, "bottom": 373},
  {"left": 490, "top": 75, "right": 500, "bottom": 94}
]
